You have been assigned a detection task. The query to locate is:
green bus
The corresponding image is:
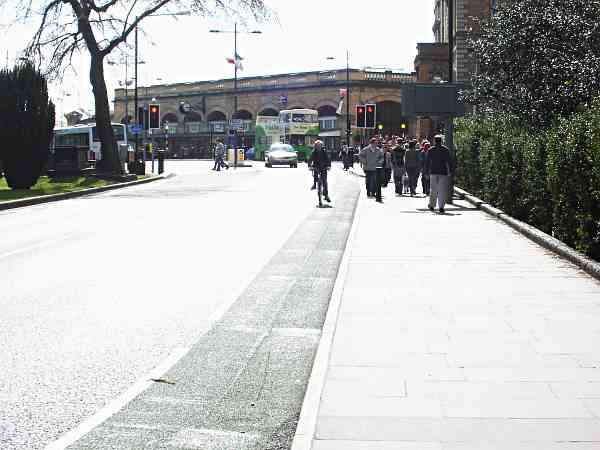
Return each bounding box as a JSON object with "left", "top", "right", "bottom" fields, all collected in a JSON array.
[{"left": 279, "top": 109, "right": 320, "bottom": 161}]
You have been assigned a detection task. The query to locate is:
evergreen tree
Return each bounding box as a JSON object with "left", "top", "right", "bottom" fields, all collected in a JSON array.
[{"left": 0, "top": 62, "right": 55, "bottom": 189}]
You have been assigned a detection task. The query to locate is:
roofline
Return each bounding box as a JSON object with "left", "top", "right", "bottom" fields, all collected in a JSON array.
[{"left": 127, "top": 67, "right": 416, "bottom": 91}]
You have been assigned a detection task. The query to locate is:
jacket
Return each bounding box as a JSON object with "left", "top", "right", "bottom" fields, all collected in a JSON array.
[
  {"left": 425, "top": 144, "right": 452, "bottom": 176},
  {"left": 404, "top": 148, "right": 419, "bottom": 168},
  {"left": 383, "top": 151, "right": 393, "bottom": 169},
  {"left": 215, "top": 143, "right": 226, "bottom": 158},
  {"left": 359, "top": 145, "right": 384, "bottom": 171},
  {"left": 309, "top": 148, "right": 331, "bottom": 171},
  {"left": 392, "top": 146, "right": 405, "bottom": 167}
]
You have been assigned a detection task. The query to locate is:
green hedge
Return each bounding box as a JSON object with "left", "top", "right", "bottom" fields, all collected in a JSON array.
[
  {"left": 455, "top": 100, "right": 600, "bottom": 261},
  {"left": 547, "top": 100, "right": 600, "bottom": 259}
]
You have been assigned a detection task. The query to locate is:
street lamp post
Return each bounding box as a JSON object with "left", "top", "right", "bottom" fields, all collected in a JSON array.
[
  {"left": 326, "top": 51, "right": 351, "bottom": 151},
  {"left": 108, "top": 58, "right": 134, "bottom": 125},
  {"left": 210, "top": 25, "right": 262, "bottom": 168},
  {"left": 133, "top": 10, "right": 190, "bottom": 173}
]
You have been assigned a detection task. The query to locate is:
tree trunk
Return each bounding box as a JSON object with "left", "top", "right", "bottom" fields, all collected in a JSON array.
[{"left": 90, "top": 54, "right": 123, "bottom": 174}]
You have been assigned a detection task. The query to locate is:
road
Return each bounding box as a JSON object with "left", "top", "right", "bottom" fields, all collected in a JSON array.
[{"left": 0, "top": 161, "right": 359, "bottom": 449}]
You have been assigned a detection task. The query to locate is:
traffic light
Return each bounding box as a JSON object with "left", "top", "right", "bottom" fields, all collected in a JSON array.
[
  {"left": 138, "top": 106, "right": 149, "bottom": 130},
  {"left": 356, "top": 105, "right": 366, "bottom": 128},
  {"left": 365, "top": 104, "right": 376, "bottom": 129},
  {"left": 149, "top": 103, "right": 160, "bottom": 129}
]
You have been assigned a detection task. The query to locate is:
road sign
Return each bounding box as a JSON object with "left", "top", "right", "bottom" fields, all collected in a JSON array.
[
  {"left": 279, "top": 95, "right": 288, "bottom": 105},
  {"left": 401, "top": 83, "right": 467, "bottom": 117},
  {"left": 130, "top": 124, "right": 143, "bottom": 134},
  {"left": 229, "top": 119, "right": 244, "bottom": 131}
]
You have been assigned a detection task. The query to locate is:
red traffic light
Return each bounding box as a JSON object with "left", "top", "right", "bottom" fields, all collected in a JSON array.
[
  {"left": 150, "top": 106, "right": 158, "bottom": 113},
  {"left": 357, "top": 107, "right": 364, "bottom": 113},
  {"left": 367, "top": 106, "right": 374, "bottom": 113}
]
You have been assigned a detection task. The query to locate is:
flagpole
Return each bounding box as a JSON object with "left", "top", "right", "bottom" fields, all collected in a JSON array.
[
  {"left": 210, "top": 24, "right": 261, "bottom": 169},
  {"left": 346, "top": 49, "right": 350, "bottom": 149},
  {"left": 233, "top": 22, "right": 238, "bottom": 168}
]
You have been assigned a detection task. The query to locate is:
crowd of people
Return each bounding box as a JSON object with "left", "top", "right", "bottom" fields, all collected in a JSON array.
[{"left": 353, "top": 134, "right": 453, "bottom": 212}]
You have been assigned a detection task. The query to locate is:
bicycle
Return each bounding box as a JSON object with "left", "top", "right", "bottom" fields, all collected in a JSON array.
[{"left": 311, "top": 167, "right": 331, "bottom": 208}]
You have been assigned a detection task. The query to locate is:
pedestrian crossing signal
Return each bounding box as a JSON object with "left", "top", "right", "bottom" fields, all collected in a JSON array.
[
  {"left": 149, "top": 104, "right": 160, "bottom": 129},
  {"left": 365, "top": 104, "right": 376, "bottom": 129},
  {"left": 356, "top": 105, "right": 366, "bottom": 128}
]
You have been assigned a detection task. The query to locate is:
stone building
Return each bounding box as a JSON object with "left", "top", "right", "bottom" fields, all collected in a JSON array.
[
  {"left": 413, "top": 43, "right": 450, "bottom": 140},
  {"left": 113, "top": 69, "right": 416, "bottom": 158},
  {"left": 433, "top": 0, "right": 498, "bottom": 82},
  {"left": 413, "top": 0, "right": 498, "bottom": 139}
]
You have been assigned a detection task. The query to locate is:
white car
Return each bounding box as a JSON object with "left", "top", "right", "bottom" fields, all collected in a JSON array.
[{"left": 265, "top": 143, "right": 298, "bottom": 168}]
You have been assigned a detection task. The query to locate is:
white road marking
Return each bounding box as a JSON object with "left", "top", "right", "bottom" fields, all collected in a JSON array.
[
  {"left": 44, "top": 346, "right": 190, "bottom": 450},
  {"left": 43, "top": 198, "right": 304, "bottom": 449}
]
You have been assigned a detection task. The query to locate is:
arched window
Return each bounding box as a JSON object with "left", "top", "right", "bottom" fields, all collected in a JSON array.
[
  {"left": 207, "top": 110, "right": 227, "bottom": 122},
  {"left": 232, "top": 110, "right": 253, "bottom": 120},
  {"left": 258, "top": 108, "right": 278, "bottom": 116},
  {"left": 317, "top": 105, "right": 337, "bottom": 117}
]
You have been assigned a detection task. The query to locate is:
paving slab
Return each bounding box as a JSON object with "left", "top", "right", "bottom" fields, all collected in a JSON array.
[{"left": 305, "top": 183, "right": 600, "bottom": 448}]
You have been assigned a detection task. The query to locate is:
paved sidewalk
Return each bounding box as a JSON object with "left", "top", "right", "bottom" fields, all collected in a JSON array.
[{"left": 303, "top": 178, "right": 600, "bottom": 449}]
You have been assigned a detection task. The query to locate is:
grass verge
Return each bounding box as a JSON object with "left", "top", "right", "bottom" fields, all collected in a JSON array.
[{"left": 0, "top": 175, "right": 132, "bottom": 202}]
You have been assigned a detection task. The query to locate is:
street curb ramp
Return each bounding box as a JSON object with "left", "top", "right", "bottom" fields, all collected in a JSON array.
[
  {"left": 455, "top": 186, "right": 600, "bottom": 282},
  {"left": 0, "top": 174, "right": 170, "bottom": 212}
]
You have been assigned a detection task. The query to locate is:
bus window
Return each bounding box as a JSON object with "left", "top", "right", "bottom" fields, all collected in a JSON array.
[
  {"left": 92, "top": 125, "right": 126, "bottom": 142},
  {"left": 292, "top": 114, "right": 306, "bottom": 123},
  {"left": 112, "top": 125, "right": 125, "bottom": 142},
  {"left": 54, "top": 132, "right": 89, "bottom": 147}
]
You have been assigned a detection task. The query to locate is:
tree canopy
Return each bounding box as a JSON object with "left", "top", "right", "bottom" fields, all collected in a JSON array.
[
  {"left": 16, "top": 0, "right": 269, "bottom": 76},
  {"left": 466, "top": 0, "right": 600, "bottom": 127},
  {"left": 2, "top": 0, "right": 269, "bottom": 174}
]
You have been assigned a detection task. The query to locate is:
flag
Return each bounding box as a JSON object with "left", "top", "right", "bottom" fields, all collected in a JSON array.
[
  {"left": 226, "top": 53, "right": 244, "bottom": 71},
  {"left": 336, "top": 99, "right": 344, "bottom": 116}
]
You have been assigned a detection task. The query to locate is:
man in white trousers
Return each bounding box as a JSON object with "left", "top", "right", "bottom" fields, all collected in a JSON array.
[{"left": 425, "top": 135, "right": 453, "bottom": 213}]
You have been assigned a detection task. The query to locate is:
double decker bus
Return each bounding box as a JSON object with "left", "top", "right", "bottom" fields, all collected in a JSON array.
[
  {"left": 52, "top": 123, "right": 128, "bottom": 162},
  {"left": 279, "top": 109, "right": 319, "bottom": 161},
  {"left": 254, "top": 115, "right": 281, "bottom": 161}
]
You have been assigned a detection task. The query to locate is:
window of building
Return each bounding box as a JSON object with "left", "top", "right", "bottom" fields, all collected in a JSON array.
[{"left": 319, "top": 118, "right": 337, "bottom": 130}]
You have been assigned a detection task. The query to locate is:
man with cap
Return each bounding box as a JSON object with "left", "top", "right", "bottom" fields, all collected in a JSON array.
[{"left": 425, "top": 135, "right": 453, "bottom": 213}]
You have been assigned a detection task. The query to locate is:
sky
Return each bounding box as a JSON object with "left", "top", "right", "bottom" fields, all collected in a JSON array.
[{"left": 1, "top": 0, "right": 435, "bottom": 118}]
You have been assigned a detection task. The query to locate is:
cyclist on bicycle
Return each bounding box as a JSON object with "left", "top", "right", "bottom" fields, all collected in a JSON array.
[{"left": 309, "top": 140, "right": 331, "bottom": 206}]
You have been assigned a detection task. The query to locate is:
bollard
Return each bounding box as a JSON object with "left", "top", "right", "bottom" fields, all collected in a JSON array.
[{"left": 157, "top": 150, "right": 165, "bottom": 174}]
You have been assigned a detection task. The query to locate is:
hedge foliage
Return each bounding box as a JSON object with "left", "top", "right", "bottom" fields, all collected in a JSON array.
[{"left": 455, "top": 100, "right": 600, "bottom": 261}]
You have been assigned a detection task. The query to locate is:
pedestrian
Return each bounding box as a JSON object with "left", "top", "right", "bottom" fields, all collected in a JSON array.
[
  {"left": 309, "top": 140, "right": 332, "bottom": 206},
  {"left": 420, "top": 139, "right": 431, "bottom": 195},
  {"left": 359, "top": 137, "right": 384, "bottom": 203},
  {"left": 382, "top": 144, "right": 393, "bottom": 187},
  {"left": 425, "top": 135, "right": 453, "bottom": 213},
  {"left": 212, "top": 143, "right": 219, "bottom": 170},
  {"left": 348, "top": 142, "right": 356, "bottom": 169},
  {"left": 404, "top": 140, "right": 419, "bottom": 196},
  {"left": 213, "top": 139, "right": 229, "bottom": 171},
  {"left": 391, "top": 139, "right": 406, "bottom": 196},
  {"left": 339, "top": 143, "right": 350, "bottom": 171}
]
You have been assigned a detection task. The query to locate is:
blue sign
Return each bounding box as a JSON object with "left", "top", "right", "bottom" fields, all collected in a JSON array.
[
  {"left": 279, "top": 95, "right": 288, "bottom": 105},
  {"left": 130, "top": 124, "right": 143, "bottom": 134},
  {"left": 227, "top": 133, "right": 237, "bottom": 147}
]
